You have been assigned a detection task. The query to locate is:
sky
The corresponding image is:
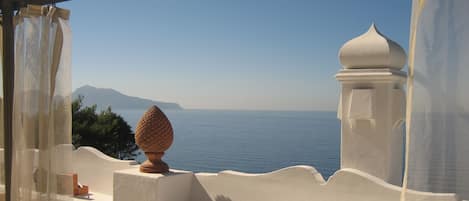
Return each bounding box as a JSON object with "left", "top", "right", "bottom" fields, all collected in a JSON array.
[{"left": 62, "top": 0, "right": 412, "bottom": 111}]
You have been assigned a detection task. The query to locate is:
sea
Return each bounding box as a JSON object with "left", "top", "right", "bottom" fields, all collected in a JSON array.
[{"left": 114, "top": 109, "right": 341, "bottom": 179}]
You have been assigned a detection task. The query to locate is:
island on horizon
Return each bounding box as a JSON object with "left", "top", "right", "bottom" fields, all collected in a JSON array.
[{"left": 72, "top": 85, "right": 183, "bottom": 111}]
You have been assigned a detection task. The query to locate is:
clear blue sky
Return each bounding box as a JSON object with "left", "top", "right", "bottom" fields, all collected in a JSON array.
[{"left": 62, "top": 0, "right": 411, "bottom": 111}]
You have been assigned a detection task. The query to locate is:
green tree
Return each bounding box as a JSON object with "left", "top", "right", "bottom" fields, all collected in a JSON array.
[{"left": 72, "top": 95, "right": 138, "bottom": 159}]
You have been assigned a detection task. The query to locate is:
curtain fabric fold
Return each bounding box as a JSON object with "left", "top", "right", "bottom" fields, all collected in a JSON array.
[
  {"left": 0, "top": 13, "right": 4, "bottom": 189},
  {"left": 10, "top": 5, "right": 72, "bottom": 201},
  {"left": 404, "top": 0, "right": 469, "bottom": 200}
]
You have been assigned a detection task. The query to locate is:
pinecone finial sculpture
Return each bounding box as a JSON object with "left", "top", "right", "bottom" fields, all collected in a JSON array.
[{"left": 135, "top": 105, "right": 174, "bottom": 173}]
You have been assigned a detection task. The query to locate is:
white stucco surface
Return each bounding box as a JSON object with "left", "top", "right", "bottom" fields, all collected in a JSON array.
[
  {"left": 72, "top": 146, "right": 138, "bottom": 195},
  {"left": 337, "top": 23, "right": 408, "bottom": 186},
  {"left": 336, "top": 68, "right": 406, "bottom": 185},
  {"left": 339, "top": 24, "right": 407, "bottom": 69},
  {"left": 109, "top": 165, "right": 460, "bottom": 201},
  {"left": 194, "top": 166, "right": 459, "bottom": 201},
  {"left": 72, "top": 192, "right": 112, "bottom": 201},
  {"left": 0, "top": 147, "right": 463, "bottom": 201},
  {"left": 114, "top": 168, "right": 193, "bottom": 201}
]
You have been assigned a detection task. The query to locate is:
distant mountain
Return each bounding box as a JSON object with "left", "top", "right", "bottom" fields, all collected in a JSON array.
[{"left": 72, "top": 85, "right": 183, "bottom": 111}]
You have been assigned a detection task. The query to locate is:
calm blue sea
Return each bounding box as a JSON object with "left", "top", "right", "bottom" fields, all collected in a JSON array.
[{"left": 114, "top": 109, "right": 340, "bottom": 179}]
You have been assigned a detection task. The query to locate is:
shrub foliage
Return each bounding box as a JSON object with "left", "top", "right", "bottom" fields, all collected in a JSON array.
[{"left": 72, "top": 95, "right": 138, "bottom": 159}]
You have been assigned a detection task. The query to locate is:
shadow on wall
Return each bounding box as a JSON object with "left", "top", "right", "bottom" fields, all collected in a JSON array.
[
  {"left": 190, "top": 176, "right": 213, "bottom": 201},
  {"left": 189, "top": 175, "right": 232, "bottom": 201},
  {"left": 215, "top": 195, "right": 233, "bottom": 201}
]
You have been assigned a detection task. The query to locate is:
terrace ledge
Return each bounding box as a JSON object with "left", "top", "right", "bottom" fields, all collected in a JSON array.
[{"left": 70, "top": 146, "right": 460, "bottom": 201}]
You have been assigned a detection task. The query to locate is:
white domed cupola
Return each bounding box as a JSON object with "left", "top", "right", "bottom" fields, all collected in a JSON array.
[
  {"left": 335, "top": 23, "right": 407, "bottom": 185},
  {"left": 338, "top": 23, "right": 407, "bottom": 70}
]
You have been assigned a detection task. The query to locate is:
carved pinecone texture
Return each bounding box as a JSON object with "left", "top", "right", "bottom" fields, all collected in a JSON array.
[{"left": 135, "top": 105, "right": 174, "bottom": 153}]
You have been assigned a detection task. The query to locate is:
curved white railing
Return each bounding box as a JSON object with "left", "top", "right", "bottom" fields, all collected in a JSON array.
[
  {"left": 0, "top": 146, "right": 462, "bottom": 201},
  {"left": 72, "top": 146, "right": 138, "bottom": 195},
  {"left": 194, "top": 166, "right": 459, "bottom": 201}
]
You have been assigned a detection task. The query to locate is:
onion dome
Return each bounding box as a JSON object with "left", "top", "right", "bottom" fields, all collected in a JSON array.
[{"left": 339, "top": 23, "right": 407, "bottom": 70}]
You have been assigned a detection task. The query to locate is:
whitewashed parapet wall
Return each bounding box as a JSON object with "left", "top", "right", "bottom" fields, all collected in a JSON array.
[
  {"left": 72, "top": 146, "right": 138, "bottom": 195},
  {"left": 113, "top": 165, "right": 460, "bottom": 201},
  {"left": 194, "top": 166, "right": 459, "bottom": 201},
  {"left": 11, "top": 146, "right": 449, "bottom": 201},
  {"left": 0, "top": 146, "right": 460, "bottom": 201},
  {"left": 336, "top": 24, "right": 407, "bottom": 185}
]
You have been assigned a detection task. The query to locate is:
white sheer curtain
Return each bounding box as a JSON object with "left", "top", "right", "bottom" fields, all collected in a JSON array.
[
  {"left": 11, "top": 5, "right": 72, "bottom": 201},
  {"left": 404, "top": 0, "right": 469, "bottom": 200}
]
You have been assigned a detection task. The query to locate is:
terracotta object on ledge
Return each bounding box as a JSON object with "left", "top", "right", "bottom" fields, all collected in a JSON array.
[
  {"left": 135, "top": 105, "right": 174, "bottom": 173},
  {"left": 73, "top": 173, "right": 89, "bottom": 197}
]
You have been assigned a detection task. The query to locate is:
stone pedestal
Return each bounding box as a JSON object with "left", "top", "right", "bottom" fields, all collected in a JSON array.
[
  {"left": 113, "top": 168, "right": 193, "bottom": 201},
  {"left": 336, "top": 69, "right": 406, "bottom": 185}
]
